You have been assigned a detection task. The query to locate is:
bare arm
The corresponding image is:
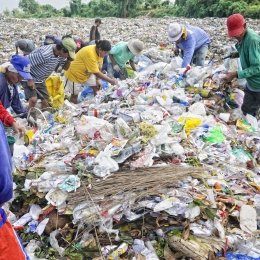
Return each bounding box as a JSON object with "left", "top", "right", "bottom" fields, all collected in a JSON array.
[
  {"left": 62, "top": 59, "right": 72, "bottom": 71},
  {"left": 129, "top": 60, "right": 136, "bottom": 71},
  {"left": 109, "top": 54, "right": 117, "bottom": 66},
  {"left": 94, "top": 71, "right": 117, "bottom": 85}
]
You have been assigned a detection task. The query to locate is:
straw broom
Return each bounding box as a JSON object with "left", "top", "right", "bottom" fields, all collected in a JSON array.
[{"left": 68, "top": 166, "right": 208, "bottom": 207}]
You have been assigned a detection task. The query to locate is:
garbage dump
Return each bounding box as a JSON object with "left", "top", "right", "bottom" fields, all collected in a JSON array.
[{"left": 0, "top": 16, "right": 260, "bottom": 260}]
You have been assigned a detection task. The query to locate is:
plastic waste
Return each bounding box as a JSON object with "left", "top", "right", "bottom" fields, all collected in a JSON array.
[
  {"left": 36, "top": 218, "right": 49, "bottom": 236},
  {"left": 108, "top": 243, "right": 128, "bottom": 260},
  {"left": 49, "top": 230, "right": 65, "bottom": 256},
  {"left": 45, "top": 188, "right": 68, "bottom": 207},
  {"left": 114, "top": 143, "right": 142, "bottom": 163},
  {"left": 178, "top": 116, "right": 202, "bottom": 135},
  {"left": 58, "top": 175, "right": 80, "bottom": 192},
  {"left": 45, "top": 74, "right": 65, "bottom": 108},
  {"left": 240, "top": 205, "right": 257, "bottom": 233},
  {"left": 132, "top": 239, "right": 159, "bottom": 260},
  {"left": 93, "top": 151, "right": 119, "bottom": 177},
  {"left": 203, "top": 127, "right": 225, "bottom": 144},
  {"left": 29, "top": 204, "right": 42, "bottom": 220}
]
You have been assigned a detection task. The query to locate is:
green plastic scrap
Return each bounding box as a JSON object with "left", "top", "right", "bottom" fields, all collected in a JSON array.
[
  {"left": 203, "top": 127, "right": 225, "bottom": 144},
  {"left": 232, "top": 148, "right": 253, "bottom": 163}
]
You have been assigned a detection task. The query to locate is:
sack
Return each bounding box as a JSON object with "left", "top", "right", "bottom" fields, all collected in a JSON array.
[{"left": 45, "top": 74, "right": 65, "bottom": 109}]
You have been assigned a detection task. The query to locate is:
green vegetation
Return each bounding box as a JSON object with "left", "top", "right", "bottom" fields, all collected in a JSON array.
[{"left": 2, "top": 0, "right": 260, "bottom": 19}]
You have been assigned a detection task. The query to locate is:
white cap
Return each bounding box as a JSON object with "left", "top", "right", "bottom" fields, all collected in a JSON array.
[{"left": 168, "top": 23, "right": 183, "bottom": 42}]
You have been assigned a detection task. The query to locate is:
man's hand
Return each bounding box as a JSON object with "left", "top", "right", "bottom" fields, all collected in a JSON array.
[
  {"left": 229, "top": 52, "right": 239, "bottom": 59},
  {"left": 27, "top": 79, "right": 35, "bottom": 89},
  {"left": 92, "top": 81, "right": 101, "bottom": 95},
  {"left": 27, "top": 116, "right": 37, "bottom": 127},
  {"left": 222, "top": 71, "right": 238, "bottom": 82},
  {"left": 174, "top": 48, "right": 180, "bottom": 56},
  {"left": 113, "top": 64, "right": 121, "bottom": 72},
  {"left": 12, "top": 122, "right": 25, "bottom": 134},
  {"left": 110, "top": 78, "right": 118, "bottom": 86}
]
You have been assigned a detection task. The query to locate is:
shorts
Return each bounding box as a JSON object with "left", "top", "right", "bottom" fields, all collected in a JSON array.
[
  {"left": 22, "top": 81, "right": 49, "bottom": 100},
  {"left": 64, "top": 74, "right": 97, "bottom": 95}
]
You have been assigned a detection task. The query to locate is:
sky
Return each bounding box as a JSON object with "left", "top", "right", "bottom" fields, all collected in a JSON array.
[{"left": 0, "top": 0, "right": 91, "bottom": 12}]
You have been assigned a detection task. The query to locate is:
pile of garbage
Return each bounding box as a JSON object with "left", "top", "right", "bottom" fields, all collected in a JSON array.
[
  {"left": 0, "top": 16, "right": 259, "bottom": 61},
  {"left": 4, "top": 42, "right": 259, "bottom": 259}
]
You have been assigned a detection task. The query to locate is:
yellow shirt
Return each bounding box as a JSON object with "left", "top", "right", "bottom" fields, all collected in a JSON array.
[
  {"left": 0, "top": 66, "right": 6, "bottom": 73},
  {"left": 65, "top": 45, "right": 103, "bottom": 83}
]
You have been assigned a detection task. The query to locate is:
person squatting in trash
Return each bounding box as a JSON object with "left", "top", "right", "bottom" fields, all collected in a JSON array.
[
  {"left": 168, "top": 22, "right": 211, "bottom": 68},
  {"left": 64, "top": 39, "right": 118, "bottom": 104},
  {"left": 0, "top": 121, "right": 29, "bottom": 259},
  {"left": 223, "top": 13, "right": 260, "bottom": 117},
  {"left": 21, "top": 35, "right": 76, "bottom": 120},
  {"left": 0, "top": 55, "right": 35, "bottom": 128},
  {"left": 107, "top": 39, "right": 144, "bottom": 80}
]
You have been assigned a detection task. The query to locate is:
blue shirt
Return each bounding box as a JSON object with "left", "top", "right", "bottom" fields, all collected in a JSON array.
[
  {"left": 177, "top": 25, "right": 211, "bottom": 68},
  {"left": 0, "top": 73, "right": 27, "bottom": 117},
  {"left": 0, "top": 122, "right": 13, "bottom": 206}
]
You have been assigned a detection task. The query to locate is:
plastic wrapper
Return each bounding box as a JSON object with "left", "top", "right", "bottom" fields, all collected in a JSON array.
[
  {"left": 50, "top": 230, "right": 65, "bottom": 256},
  {"left": 188, "top": 102, "right": 207, "bottom": 116},
  {"left": 203, "top": 127, "right": 225, "bottom": 144},
  {"left": 45, "top": 188, "right": 68, "bottom": 207},
  {"left": 108, "top": 243, "right": 128, "bottom": 260},
  {"left": 178, "top": 116, "right": 202, "bottom": 135},
  {"left": 132, "top": 239, "right": 159, "bottom": 260},
  {"left": 93, "top": 151, "right": 119, "bottom": 177},
  {"left": 58, "top": 175, "right": 80, "bottom": 192},
  {"left": 130, "top": 145, "right": 157, "bottom": 168},
  {"left": 29, "top": 204, "right": 42, "bottom": 220},
  {"left": 239, "top": 205, "right": 257, "bottom": 233},
  {"left": 236, "top": 119, "right": 256, "bottom": 133}
]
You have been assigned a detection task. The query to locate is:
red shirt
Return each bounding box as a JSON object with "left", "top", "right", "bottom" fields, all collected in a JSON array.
[{"left": 0, "top": 102, "right": 15, "bottom": 127}]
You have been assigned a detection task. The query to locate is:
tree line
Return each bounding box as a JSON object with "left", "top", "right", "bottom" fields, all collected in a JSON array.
[{"left": 3, "top": 0, "right": 260, "bottom": 19}]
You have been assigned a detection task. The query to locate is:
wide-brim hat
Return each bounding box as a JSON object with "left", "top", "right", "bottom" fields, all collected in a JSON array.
[
  {"left": 127, "top": 39, "right": 144, "bottom": 56},
  {"left": 168, "top": 23, "right": 183, "bottom": 42}
]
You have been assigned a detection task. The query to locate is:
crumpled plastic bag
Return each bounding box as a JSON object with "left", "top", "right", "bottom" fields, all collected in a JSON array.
[
  {"left": 45, "top": 74, "right": 65, "bottom": 109},
  {"left": 203, "top": 127, "right": 225, "bottom": 144},
  {"left": 178, "top": 116, "right": 202, "bottom": 135},
  {"left": 188, "top": 102, "right": 207, "bottom": 116},
  {"left": 93, "top": 151, "right": 119, "bottom": 177}
]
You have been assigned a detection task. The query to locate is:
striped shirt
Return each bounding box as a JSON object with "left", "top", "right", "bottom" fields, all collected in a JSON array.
[{"left": 28, "top": 44, "right": 66, "bottom": 82}]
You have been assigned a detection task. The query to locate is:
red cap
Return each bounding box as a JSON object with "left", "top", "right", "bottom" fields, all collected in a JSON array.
[{"left": 227, "top": 13, "right": 246, "bottom": 37}]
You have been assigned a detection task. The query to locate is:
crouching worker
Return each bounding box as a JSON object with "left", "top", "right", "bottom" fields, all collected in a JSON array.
[
  {"left": 64, "top": 40, "right": 118, "bottom": 104},
  {"left": 108, "top": 39, "right": 144, "bottom": 80},
  {"left": 0, "top": 55, "right": 35, "bottom": 127},
  {"left": 22, "top": 36, "right": 76, "bottom": 119},
  {"left": 168, "top": 22, "right": 211, "bottom": 68},
  {"left": 0, "top": 121, "right": 29, "bottom": 259}
]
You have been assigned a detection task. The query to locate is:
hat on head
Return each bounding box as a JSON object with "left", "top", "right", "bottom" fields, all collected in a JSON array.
[
  {"left": 227, "top": 13, "right": 246, "bottom": 37},
  {"left": 15, "top": 39, "right": 35, "bottom": 54},
  {"left": 10, "top": 55, "right": 32, "bottom": 80},
  {"left": 127, "top": 39, "right": 144, "bottom": 56},
  {"left": 168, "top": 23, "right": 183, "bottom": 42},
  {"left": 61, "top": 37, "right": 77, "bottom": 59}
]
